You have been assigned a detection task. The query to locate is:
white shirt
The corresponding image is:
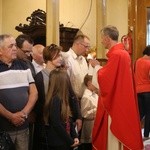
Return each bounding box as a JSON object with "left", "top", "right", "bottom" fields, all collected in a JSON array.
[
  {"left": 32, "top": 60, "right": 45, "bottom": 74},
  {"left": 81, "top": 88, "right": 98, "bottom": 119},
  {"left": 63, "top": 48, "right": 88, "bottom": 98}
]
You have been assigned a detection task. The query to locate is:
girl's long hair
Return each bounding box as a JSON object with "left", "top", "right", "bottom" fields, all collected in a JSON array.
[{"left": 43, "top": 68, "right": 71, "bottom": 124}]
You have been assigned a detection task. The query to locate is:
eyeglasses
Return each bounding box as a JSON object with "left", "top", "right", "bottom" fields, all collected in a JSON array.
[
  {"left": 80, "top": 43, "right": 90, "bottom": 49},
  {"left": 20, "top": 49, "right": 32, "bottom": 55}
]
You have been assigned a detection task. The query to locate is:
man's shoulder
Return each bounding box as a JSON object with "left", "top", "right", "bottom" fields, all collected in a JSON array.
[
  {"left": 62, "top": 49, "right": 72, "bottom": 57},
  {"left": 0, "top": 59, "right": 28, "bottom": 72},
  {"left": 13, "top": 59, "right": 29, "bottom": 69},
  {"left": 111, "top": 48, "right": 130, "bottom": 59}
]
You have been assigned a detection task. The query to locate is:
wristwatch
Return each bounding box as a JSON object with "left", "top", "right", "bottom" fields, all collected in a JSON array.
[{"left": 22, "top": 111, "right": 28, "bottom": 119}]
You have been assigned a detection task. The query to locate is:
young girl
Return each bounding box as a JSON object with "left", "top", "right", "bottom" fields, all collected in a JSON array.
[{"left": 43, "top": 68, "right": 79, "bottom": 150}]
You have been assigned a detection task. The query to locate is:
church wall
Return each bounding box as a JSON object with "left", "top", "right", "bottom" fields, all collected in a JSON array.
[
  {"left": 107, "top": 0, "right": 128, "bottom": 41},
  {"left": 1, "top": 0, "right": 128, "bottom": 56},
  {"left": 2, "top": 0, "right": 46, "bottom": 38},
  {"left": 59, "top": 0, "right": 96, "bottom": 48}
]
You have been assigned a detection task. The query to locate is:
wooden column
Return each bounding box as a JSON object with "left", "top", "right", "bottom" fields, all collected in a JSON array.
[
  {"left": 96, "top": 0, "right": 107, "bottom": 58},
  {"left": 46, "top": 0, "right": 59, "bottom": 46}
]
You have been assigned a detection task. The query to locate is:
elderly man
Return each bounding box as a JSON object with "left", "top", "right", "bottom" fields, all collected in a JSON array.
[
  {"left": 32, "top": 44, "right": 45, "bottom": 74},
  {"left": 0, "top": 34, "right": 38, "bottom": 150}
]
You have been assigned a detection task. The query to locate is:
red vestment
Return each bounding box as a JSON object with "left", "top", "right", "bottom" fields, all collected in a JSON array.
[{"left": 92, "top": 43, "right": 143, "bottom": 150}]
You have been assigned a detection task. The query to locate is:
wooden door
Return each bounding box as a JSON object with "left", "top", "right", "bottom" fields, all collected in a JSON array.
[{"left": 128, "top": 0, "right": 150, "bottom": 61}]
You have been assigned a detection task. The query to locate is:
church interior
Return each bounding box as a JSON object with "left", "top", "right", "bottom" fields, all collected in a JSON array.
[
  {"left": 1, "top": 0, "right": 150, "bottom": 149},
  {"left": 0, "top": 0, "right": 149, "bottom": 63}
]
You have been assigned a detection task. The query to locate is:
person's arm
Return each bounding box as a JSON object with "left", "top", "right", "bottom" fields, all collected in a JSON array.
[
  {"left": 89, "top": 59, "right": 103, "bottom": 89},
  {"left": 22, "top": 83, "right": 38, "bottom": 117},
  {"left": 69, "top": 87, "right": 82, "bottom": 120},
  {"left": 33, "top": 72, "right": 45, "bottom": 121},
  {"left": 69, "top": 86, "right": 82, "bottom": 132},
  {"left": 0, "top": 103, "right": 25, "bottom": 126},
  {"left": 0, "top": 103, "right": 13, "bottom": 120}
]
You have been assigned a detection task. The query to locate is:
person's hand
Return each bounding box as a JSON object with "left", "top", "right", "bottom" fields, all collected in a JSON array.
[
  {"left": 89, "top": 59, "right": 100, "bottom": 67},
  {"left": 71, "top": 138, "right": 79, "bottom": 147},
  {"left": 76, "top": 119, "right": 82, "bottom": 132},
  {"left": 9, "top": 111, "right": 25, "bottom": 126}
]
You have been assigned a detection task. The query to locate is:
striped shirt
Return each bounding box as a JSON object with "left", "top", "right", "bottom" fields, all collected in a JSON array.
[{"left": 0, "top": 59, "right": 34, "bottom": 131}]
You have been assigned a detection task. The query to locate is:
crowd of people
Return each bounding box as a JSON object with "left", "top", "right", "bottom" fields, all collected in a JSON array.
[{"left": 0, "top": 25, "right": 147, "bottom": 150}]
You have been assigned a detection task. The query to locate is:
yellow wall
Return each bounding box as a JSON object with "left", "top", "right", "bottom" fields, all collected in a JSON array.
[
  {"left": 0, "top": 0, "right": 2, "bottom": 34},
  {"left": 2, "top": 0, "right": 46, "bottom": 38},
  {"left": 59, "top": 0, "right": 128, "bottom": 49},
  {"left": 1, "top": 0, "right": 128, "bottom": 55},
  {"left": 59, "top": 0, "right": 96, "bottom": 47},
  {"left": 107, "top": 0, "right": 128, "bottom": 41}
]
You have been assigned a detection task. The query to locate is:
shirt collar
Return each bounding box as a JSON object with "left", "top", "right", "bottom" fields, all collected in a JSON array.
[
  {"left": 70, "top": 48, "right": 83, "bottom": 60},
  {"left": 32, "top": 60, "right": 44, "bottom": 68},
  {"left": 106, "top": 43, "right": 125, "bottom": 58},
  {"left": 0, "top": 59, "right": 14, "bottom": 68}
]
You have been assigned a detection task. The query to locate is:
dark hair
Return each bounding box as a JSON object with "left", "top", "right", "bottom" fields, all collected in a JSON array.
[
  {"left": 84, "top": 74, "right": 92, "bottom": 87},
  {"left": 143, "top": 45, "right": 150, "bottom": 56},
  {"left": 101, "top": 25, "right": 119, "bottom": 41},
  {"left": 43, "top": 44, "right": 62, "bottom": 63},
  {"left": 16, "top": 34, "right": 34, "bottom": 48}
]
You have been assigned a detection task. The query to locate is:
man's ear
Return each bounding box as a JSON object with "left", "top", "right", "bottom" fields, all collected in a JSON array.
[{"left": 106, "top": 36, "right": 111, "bottom": 42}]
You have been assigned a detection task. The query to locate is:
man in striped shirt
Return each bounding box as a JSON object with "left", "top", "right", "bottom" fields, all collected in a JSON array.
[{"left": 0, "top": 34, "right": 38, "bottom": 150}]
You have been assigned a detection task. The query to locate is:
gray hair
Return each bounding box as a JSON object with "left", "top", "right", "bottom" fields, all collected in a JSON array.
[
  {"left": 0, "top": 34, "right": 12, "bottom": 47},
  {"left": 101, "top": 25, "right": 119, "bottom": 41}
]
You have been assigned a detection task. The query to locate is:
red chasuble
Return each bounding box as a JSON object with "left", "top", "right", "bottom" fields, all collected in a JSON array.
[{"left": 92, "top": 43, "right": 143, "bottom": 150}]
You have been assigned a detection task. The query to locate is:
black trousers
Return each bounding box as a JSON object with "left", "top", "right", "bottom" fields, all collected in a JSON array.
[
  {"left": 32, "top": 123, "right": 73, "bottom": 150},
  {"left": 138, "top": 92, "right": 150, "bottom": 137},
  {"left": 79, "top": 143, "right": 92, "bottom": 150}
]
